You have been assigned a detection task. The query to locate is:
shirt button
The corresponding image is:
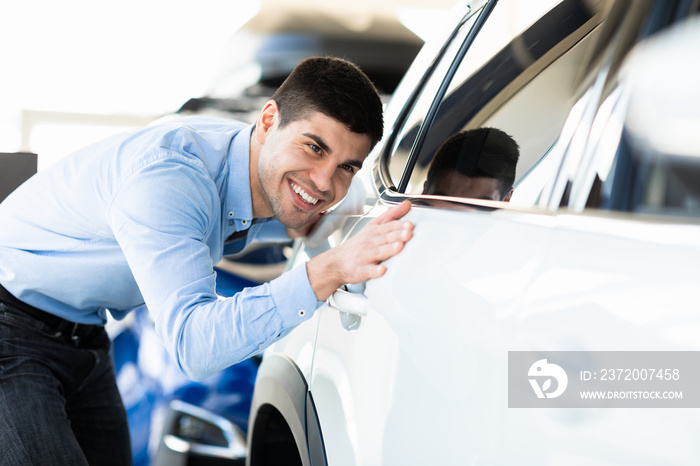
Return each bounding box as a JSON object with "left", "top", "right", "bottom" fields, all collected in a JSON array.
[
  {"left": 242, "top": 219, "right": 248, "bottom": 225},
  {"left": 228, "top": 211, "right": 234, "bottom": 218},
  {"left": 258, "top": 344, "right": 263, "bottom": 349},
  {"left": 298, "top": 309, "right": 306, "bottom": 317}
]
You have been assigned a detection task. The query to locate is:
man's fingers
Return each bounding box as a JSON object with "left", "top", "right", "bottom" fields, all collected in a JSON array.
[
  {"left": 364, "top": 222, "right": 412, "bottom": 247},
  {"left": 368, "top": 264, "right": 387, "bottom": 279},
  {"left": 367, "top": 218, "right": 412, "bottom": 237},
  {"left": 327, "top": 201, "right": 414, "bottom": 287},
  {"left": 373, "top": 200, "right": 412, "bottom": 225},
  {"left": 352, "top": 239, "right": 406, "bottom": 268},
  {"left": 371, "top": 241, "right": 406, "bottom": 263},
  {"left": 358, "top": 263, "right": 387, "bottom": 281}
]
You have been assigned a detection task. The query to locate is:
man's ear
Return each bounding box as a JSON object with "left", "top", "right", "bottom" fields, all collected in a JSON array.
[
  {"left": 503, "top": 188, "right": 514, "bottom": 202},
  {"left": 255, "top": 100, "right": 279, "bottom": 145}
]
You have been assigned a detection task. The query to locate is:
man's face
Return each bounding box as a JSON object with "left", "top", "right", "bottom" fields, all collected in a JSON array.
[
  {"left": 257, "top": 110, "right": 372, "bottom": 229},
  {"left": 424, "top": 172, "right": 506, "bottom": 201}
]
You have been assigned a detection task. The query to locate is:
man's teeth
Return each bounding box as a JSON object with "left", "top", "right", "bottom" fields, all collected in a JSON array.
[{"left": 291, "top": 182, "right": 319, "bottom": 205}]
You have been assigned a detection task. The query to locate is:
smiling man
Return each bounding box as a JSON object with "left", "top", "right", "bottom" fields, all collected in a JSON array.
[{"left": 0, "top": 57, "right": 413, "bottom": 465}]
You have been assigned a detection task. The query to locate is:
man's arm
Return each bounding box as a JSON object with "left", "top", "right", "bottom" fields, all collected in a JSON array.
[
  {"left": 109, "top": 158, "right": 411, "bottom": 380},
  {"left": 305, "top": 201, "right": 413, "bottom": 301},
  {"left": 108, "top": 157, "right": 319, "bottom": 381}
]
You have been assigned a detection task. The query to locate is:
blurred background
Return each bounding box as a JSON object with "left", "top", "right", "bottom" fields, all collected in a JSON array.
[{"left": 0, "top": 0, "right": 455, "bottom": 171}]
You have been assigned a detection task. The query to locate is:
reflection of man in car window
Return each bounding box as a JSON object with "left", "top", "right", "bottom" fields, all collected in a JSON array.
[{"left": 422, "top": 128, "right": 520, "bottom": 201}]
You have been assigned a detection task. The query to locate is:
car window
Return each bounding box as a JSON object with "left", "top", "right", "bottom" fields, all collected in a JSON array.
[
  {"left": 570, "top": 77, "right": 700, "bottom": 219},
  {"left": 603, "top": 141, "right": 700, "bottom": 219},
  {"left": 384, "top": 7, "right": 483, "bottom": 189},
  {"left": 548, "top": 1, "right": 700, "bottom": 219},
  {"left": 388, "top": 0, "right": 614, "bottom": 203}
]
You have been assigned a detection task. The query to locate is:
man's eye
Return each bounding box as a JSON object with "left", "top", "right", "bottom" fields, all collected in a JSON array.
[
  {"left": 309, "top": 144, "right": 322, "bottom": 154},
  {"left": 339, "top": 164, "right": 355, "bottom": 173}
]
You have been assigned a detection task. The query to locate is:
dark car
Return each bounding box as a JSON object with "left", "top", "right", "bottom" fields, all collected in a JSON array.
[{"left": 174, "top": 5, "right": 424, "bottom": 122}]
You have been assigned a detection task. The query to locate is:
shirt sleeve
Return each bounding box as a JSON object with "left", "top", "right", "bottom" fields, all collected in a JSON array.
[{"left": 107, "top": 154, "right": 318, "bottom": 381}]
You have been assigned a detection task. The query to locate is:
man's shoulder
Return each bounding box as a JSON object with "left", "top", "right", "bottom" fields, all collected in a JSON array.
[
  {"left": 148, "top": 115, "right": 250, "bottom": 159},
  {"left": 130, "top": 115, "right": 250, "bottom": 170},
  {"left": 147, "top": 114, "right": 248, "bottom": 133}
]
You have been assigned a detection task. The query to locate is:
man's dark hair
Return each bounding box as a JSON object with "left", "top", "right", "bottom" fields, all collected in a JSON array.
[
  {"left": 271, "top": 56, "right": 384, "bottom": 148},
  {"left": 426, "top": 127, "right": 520, "bottom": 198}
]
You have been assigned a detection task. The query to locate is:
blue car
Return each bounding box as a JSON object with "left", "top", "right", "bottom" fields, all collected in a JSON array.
[{"left": 110, "top": 244, "right": 288, "bottom": 466}]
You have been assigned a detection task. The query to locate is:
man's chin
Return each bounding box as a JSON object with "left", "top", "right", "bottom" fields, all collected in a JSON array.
[{"left": 277, "top": 211, "right": 317, "bottom": 230}]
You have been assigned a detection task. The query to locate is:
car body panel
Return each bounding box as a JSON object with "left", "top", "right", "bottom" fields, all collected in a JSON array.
[
  {"left": 254, "top": 0, "right": 700, "bottom": 464},
  {"left": 296, "top": 202, "right": 700, "bottom": 464}
]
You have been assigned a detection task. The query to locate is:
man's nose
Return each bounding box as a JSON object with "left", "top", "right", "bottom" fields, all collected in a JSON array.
[{"left": 309, "top": 161, "right": 335, "bottom": 193}]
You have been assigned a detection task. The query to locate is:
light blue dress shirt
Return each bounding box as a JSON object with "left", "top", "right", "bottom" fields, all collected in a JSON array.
[{"left": 0, "top": 116, "right": 318, "bottom": 380}]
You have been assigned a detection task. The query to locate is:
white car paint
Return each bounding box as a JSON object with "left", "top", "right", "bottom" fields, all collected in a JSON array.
[{"left": 261, "top": 3, "right": 700, "bottom": 465}]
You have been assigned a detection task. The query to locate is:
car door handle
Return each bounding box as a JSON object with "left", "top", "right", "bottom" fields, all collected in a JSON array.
[
  {"left": 328, "top": 287, "right": 369, "bottom": 331},
  {"left": 328, "top": 287, "right": 369, "bottom": 317}
]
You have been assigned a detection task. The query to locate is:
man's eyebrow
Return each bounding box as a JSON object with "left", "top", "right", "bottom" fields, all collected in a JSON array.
[
  {"left": 302, "top": 132, "right": 331, "bottom": 154},
  {"left": 346, "top": 159, "right": 364, "bottom": 170},
  {"left": 302, "top": 131, "right": 364, "bottom": 170}
]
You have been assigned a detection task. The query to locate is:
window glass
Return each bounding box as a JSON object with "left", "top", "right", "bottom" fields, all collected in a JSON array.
[
  {"left": 571, "top": 90, "right": 700, "bottom": 219},
  {"left": 555, "top": 1, "right": 700, "bottom": 219},
  {"left": 385, "top": 8, "right": 481, "bottom": 188},
  {"left": 400, "top": 0, "right": 613, "bottom": 203},
  {"left": 542, "top": 0, "right": 675, "bottom": 211},
  {"left": 607, "top": 142, "right": 700, "bottom": 218}
]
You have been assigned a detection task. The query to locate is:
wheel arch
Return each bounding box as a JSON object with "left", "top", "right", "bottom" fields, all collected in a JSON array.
[{"left": 247, "top": 353, "right": 327, "bottom": 466}]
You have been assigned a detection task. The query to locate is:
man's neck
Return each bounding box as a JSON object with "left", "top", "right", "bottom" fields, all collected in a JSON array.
[{"left": 248, "top": 130, "right": 273, "bottom": 219}]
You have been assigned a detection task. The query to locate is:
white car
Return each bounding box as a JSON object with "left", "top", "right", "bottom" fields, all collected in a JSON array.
[{"left": 247, "top": 1, "right": 700, "bottom": 465}]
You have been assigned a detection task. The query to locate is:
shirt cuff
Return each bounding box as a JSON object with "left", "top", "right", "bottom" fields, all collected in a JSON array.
[{"left": 269, "top": 263, "right": 319, "bottom": 330}]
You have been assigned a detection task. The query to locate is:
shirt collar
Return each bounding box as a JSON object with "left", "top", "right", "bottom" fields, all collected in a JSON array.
[{"left": 224, "top": 124, "right": 255, "bottom": 232}]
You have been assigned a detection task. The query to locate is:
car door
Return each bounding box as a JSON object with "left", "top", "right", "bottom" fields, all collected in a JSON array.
[
  {"left": 297, "top": 0, "right": 624, "bottom": 464},
  {"left": 498, "top": 3, "right": 700, "bottom": 463}
]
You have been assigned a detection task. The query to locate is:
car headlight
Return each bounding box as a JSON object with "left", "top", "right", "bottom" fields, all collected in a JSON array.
[{"left": 158, "top": 400, "right": 247, "bottom": 462}]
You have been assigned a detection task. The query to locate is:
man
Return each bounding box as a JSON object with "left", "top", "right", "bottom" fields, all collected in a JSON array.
[
  {"left": 422, "top": 127, "right": 520, "bottom": 201},
  {"left": 0, "top": 57, "right": 413, "bottom": 465}
]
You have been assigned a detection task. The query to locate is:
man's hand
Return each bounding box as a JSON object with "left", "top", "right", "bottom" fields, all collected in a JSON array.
[{"left": 305, "top": 201, "right": 413, "bottom": 301}]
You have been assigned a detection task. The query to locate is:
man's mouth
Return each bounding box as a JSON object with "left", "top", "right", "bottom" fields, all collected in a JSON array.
[{"left": 290, "top": 181, "right": 320, "bottom": 206}]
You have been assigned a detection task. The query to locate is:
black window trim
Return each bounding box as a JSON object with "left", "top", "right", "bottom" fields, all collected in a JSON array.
[
  {"left": 374, "top": 0, "right": 493, "bottom": 195},
  {"left": 398, "top": 1, "right": 498, "bottom": 194},
  {"left": 380, "top": 0, "right": 612, "bottom": 211}
]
